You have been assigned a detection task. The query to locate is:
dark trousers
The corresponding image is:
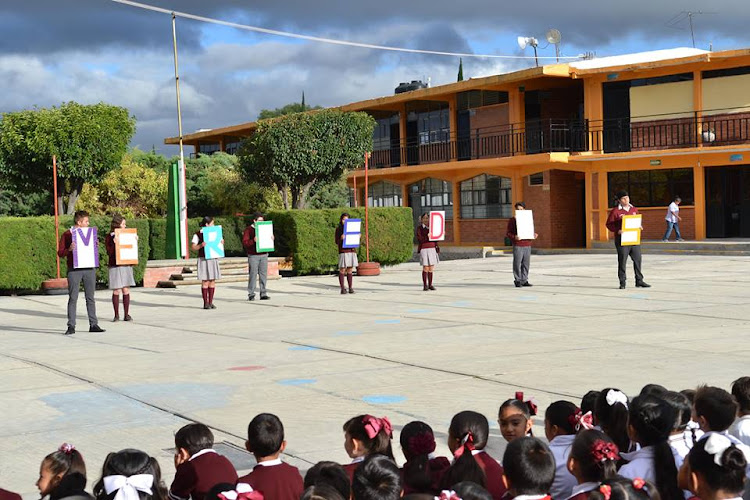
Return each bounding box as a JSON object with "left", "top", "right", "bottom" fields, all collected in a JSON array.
[
  {"left": 615, "top": 241, "right": 644, "bottom": 285},
  {"left": 247, "top": 254, "right": 268, "bottom": 297},
  {"left": 512, "top": 245, "right": 531, "bottom": 284},
  {"left": 67, "top": 268, "right": 98, "bottom": 328}
]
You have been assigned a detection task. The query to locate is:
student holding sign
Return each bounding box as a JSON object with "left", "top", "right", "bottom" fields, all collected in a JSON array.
[
  {"left": 605, "top": 190, "right": 650, "bottom": 289},
  {"left": 242, "top": 212, "right": 273, "bottom": 301},
  {"left": 416, "top": 212, "right": 440, "bottom": 291},
  {"left": 506, "top": 202, "right": 538, "bottom": 287},
  {"left": 57, "top": 210, "right": 105, "bottom": 335},
  {"left": 105, "top": 214, "right": 136, "bottom": 321},
  {"left": 191, "top": 216, "right": 223, "bottom": 309},
  {"left": 335, "top": 212, "right": 358, "bottom": 294}
]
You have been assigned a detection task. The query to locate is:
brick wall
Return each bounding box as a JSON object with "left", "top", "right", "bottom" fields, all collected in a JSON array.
[
  {"left": 638, "top": 207, "right": 696, "bottom": 240},
  {"left": 459, "top": 219, "right": 509, "bottom": 244},
  {"left": 549, "top": 171, "right": 586, "bottom": 248},
  {"left": 523, "top": 171, "right": 552, "bottom": 247}
]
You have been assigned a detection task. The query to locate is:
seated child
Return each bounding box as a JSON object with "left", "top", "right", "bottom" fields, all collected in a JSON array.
[
  {"left": 36, "top": 443, "right": 92, "bottom": 500},
  {"left": 351, "top": 454, "right": 401, "bottom": 500},
  {"left": 678, "top": 432, "right": 750, "bottom": 500},
  {"left": 680, "top": 389, "right": 704, "bottom": 447},
  {"left": 663, "top": 391, "right": 694, "bottom": 461},
  {"left": 238, "top": 413, "right": 303, "bottom": 500},
  {"left": 729, "top": 377, "right": 750, "bottom": 446},
  {"left": 303, "top": 461, "right": 350, "bottom": 500},
  {"left": 453, "top": 481, "right": 494, "bottom": 500},
  {"left": 442, "top": 410, "right": 507, "bottom": 500},
  {"left": 501, "top": 437, "right": 555, "bottom": 500},
  {"left": 341, "top": 415, "right": 395, "bottom": 481},
  {"left": 499, "top": 392, "right": 537, "bottom": 442},
  {"left": 693, "top": 386, "right": 739, "bottom": 435},
  {"left": 580, "top": 391, "right": 600, "bottom": 428},
  {"left": 400, "top": 420, "right": 450, "bottom": 495},
  {"left": 566, "top": 430, "right": 620, "bottom": 500},
  {"left": 595, "top": 389, "right": 631, "bottom": 456},
  {"left": 93, "top": 448, "right": 168, "bottom": 500},
  {"left": 588, "top": 477, "right": 658, "bottom": 500},
  {"left": 169, "top": 423, "right": 237, "bottom": 500},
  {"left": 545, "top": 401, "right": 586, "bottom": 500},
  {"left": 301, "top": 484, "right": 346, "bottom": 500},
  {"left": 0, "top": 489, "right": 21, "bottom": 500}
]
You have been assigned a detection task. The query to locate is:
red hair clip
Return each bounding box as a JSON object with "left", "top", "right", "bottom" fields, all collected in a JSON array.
[
  {"left": 408, "top": 433, "right": 436, "bottom": 456},
  {"left": 632, "top": 478, "right": 645, "bottom": 490},
  {"left": 591, "top": 440, "right": 620, "bottom": 462},
  {"left": 453, "top": 432, "right": 475, "bottom": 459},
  {"left": 363, "top": 415, "right": 393, "bottom": 439},
  {"left": 58, "top": 443, "right": 76, "bottom": 455},
  {"left": 599, "top": 485, "right": 612, "bottom": 500},
  {"left": 514, "top": 391, "right": 538, "bottom": 416}
]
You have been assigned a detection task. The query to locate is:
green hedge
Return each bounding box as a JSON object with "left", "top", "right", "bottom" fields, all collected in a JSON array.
[
  {"left": 0, "top": 207, "right": 413, "bottom": 290},
  {"left": 0, "top": 216, "right": 149, "bottom": 291}
]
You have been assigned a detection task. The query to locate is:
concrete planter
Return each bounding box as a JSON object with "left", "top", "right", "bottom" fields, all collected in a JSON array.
[
  {"left": 42, "top": 278, "right": 68, "bottom": 295},
  {"left": 357, "top": 261, "right": 381, "bottom": 276}
]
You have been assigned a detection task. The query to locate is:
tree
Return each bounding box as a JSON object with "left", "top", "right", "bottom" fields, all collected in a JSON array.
[
  {"left": 238, "top": 109, "right": 375, "bottom": 209},
  {"left": 457, "top": 58, "right": 464, "bottom": 81},
  {"left": 204, "top": 166, "right": 282, "bottom": 215},
  {"left": 307, "top": 175, "right": 351, "bottom": 209},
  {"left": 0, "top": 102, "right": 135, "bottom": 214},
  {"left": 257, "top": 101, "right": 322, "bottom": 120}
]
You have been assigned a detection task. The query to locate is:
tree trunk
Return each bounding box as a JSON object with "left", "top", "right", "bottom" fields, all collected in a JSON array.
[
  {"left": 279, "top": 185, "right": 290, "bottom": 210},
  {"left": 66, "top": 180, "right": 84, "bottom": 215},
  {"left": 57, "top": 195, "right": 66, "bottom": 216},
  {"left": 295, "top": 182, "right": 315, "bottom": 210},
  {"left": 290, "top": 186, "right": 300, "bottom": 210}
]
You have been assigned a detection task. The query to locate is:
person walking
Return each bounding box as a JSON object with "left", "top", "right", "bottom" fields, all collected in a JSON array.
[
  {"left": 605, "top": 190, "right": 651, "bottom": 289},
  {"left": 662, "top": 196, "right": 684, "bottom": 242}
]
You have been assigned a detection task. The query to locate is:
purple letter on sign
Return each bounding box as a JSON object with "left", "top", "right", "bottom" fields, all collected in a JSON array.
[{"left": 72, "top": 227, "right": 99, "bottom": 269}]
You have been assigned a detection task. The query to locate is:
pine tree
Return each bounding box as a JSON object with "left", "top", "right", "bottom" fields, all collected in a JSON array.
[{"left": 457, "top": 58, "right": 464, "bottom": 82}]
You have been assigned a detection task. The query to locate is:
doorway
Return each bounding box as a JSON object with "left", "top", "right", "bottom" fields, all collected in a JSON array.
[{"left": 705, "top": 166, "right": 750, "bottom": 237}]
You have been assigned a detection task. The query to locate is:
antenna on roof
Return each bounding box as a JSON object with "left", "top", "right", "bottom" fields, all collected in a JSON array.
[
  {"left": 545, "top": 29, "right": 562, "bottom": 62},
  {"left": 517, "top": 36, "right": 539, "bottom": 66},
  {"left": 665, "top": 10, "right": 717, "bottom": 48}
]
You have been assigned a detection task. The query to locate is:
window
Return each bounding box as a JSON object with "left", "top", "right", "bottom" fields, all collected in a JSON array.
[
  {"left": 367, "top": 181, "right": 402, "bottom": 207},
  {"left": 409, "top": 178, "right": 453, "bottom": 218},
  {"left": 198, "top": 142, "right": 221, "bottom": 155},
  {"left": 607, "top": 168, "right": 694, "bottom": 207},
  {"left": 529, "top": 172, "right": 544, "bottom": 186},
  {"left": 224, "top": 136, "right": 243, "bottom": 155},
  {"left": 348, "top": 188, "right": 356, "bottom": 208},
  {"left": 460, "top": 174, "right": 512, "bottom": 219}
]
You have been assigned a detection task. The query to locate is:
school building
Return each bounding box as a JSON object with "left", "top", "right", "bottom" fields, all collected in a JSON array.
[{"left": 165, "top": 47, "right": 750, "bottom": 248}]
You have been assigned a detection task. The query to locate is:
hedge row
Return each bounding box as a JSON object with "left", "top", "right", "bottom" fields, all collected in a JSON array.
[
  {"left": 0, "top": 207, "right": 414, "bottom": 290},
  {"left": 0, "top": 216, "right": 150, "bottom": 291}
]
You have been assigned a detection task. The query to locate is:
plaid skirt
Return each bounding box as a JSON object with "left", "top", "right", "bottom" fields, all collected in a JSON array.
[
  {"left": 108, "top": 266, "right": 136, "bottom": 289},
  {"left": 197, "top": 257, "right": 222, "bottom": 281},
  {"left": 338, "top": 252, "right": 359, "bottom": 269}
]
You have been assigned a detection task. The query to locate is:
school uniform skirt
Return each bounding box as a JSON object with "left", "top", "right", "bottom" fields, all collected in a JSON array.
[
  {"left": 419, "top": 248, "right": 439, "bottom": 266},
  {"left": 108, "top": 266, "right": 135, "bottom": 289},
  {"left": 197, "top": 257, "right": 222, "bottom": 281},
  {"left": 338, "top": 252, "right": 359, "bottom": 269}
]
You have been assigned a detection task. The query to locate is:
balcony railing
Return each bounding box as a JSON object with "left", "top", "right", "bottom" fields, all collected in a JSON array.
[{"left": 368, "top": 110, "right": 750, "bottom": 168}]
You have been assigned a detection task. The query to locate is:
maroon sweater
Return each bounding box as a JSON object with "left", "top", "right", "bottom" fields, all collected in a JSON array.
[
  {"left": 506, "top": 217, "right": 532, "bottom": 247},
  {"left": 605, "top": 204, "right": 639, "bottom": 241},
  {"left": 335, "top": 225, "right": 356, "bottom": 254},
  {"left": 169, "top": 450, "right": 238, "bottom": 500},
  {"left": 475, "top": 451, "right": 508, "bottom": 500},
  {"left": 0, "top": 489, "right": 21, "bottom": 500},
  {"left": 242, "top": 225, "right": 266, "bottom": 256},
  {"left": 105, "top": 232, "right": 119, "bottom": 267},
  {"left": 416, "top": 225, "right": 439, "bottom": 252},
  {"left": 401, "top": 456, "right": 450, "bottom": 495},
  {"left": 237, "top": 462, "right": 303, "bottom": 500},
  {"left": 57, "top": 228, "right": 99, "bottom": 270}
]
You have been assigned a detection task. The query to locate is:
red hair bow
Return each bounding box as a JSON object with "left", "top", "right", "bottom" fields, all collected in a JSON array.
[
  {"left": 436, "top": 490, "right": 462, "bottom": 500},
  {"left": 571, "top": 410, "right": 594, "bottom": 431},
  {"left": 515, "top": 391, "right": 538, "bottom": 416},
  {"left": 408, "top": 433, "right": 436, "bottom": 456},
  {"left": 591, "top": 440, "right": 620, "bottom": 462},
  {"left": 632, "top": 478, "right": 645, "bottom": 490},
  {"left": 453, "top": 432, "right": 475, "bottom": 459},
  {"left": 217, "top": 484, "right": 263, "bottom": 500},
  {"left": 363, "top": 415, "right": 393, "bottom": 439},
  {"left": 599, "top": 485, "right": 612, "bottom": 500},
  {"left": 58, "top": 443, "right": 76, "bottom": 455}
]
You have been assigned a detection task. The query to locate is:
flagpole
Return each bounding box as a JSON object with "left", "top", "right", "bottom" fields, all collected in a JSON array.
[{"left": 172, "top": 13, "right": 188, "bottom": 259}]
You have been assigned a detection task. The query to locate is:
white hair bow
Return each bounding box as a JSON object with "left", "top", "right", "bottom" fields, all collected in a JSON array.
[
  {"left": 704, "top": 433, "right": 750, "bottom": 466},
  {"left": 606, "top": 389, "right": 628, "bottom": 408},
  {"left": 103, "top": 474, "right": 154, "bottom": 500}
]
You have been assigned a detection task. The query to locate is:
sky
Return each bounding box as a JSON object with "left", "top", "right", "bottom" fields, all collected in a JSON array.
[{"left": 1, "top": 0, "right": 749, "bottom": 155}]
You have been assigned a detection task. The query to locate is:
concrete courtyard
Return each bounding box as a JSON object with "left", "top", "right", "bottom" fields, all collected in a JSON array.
[{"left": 2, "top": 252, "right": 749, "bottom": 497}]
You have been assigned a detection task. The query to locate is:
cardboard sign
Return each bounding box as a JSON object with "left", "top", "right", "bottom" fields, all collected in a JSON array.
[
  {"left": 428, "top": 211, "right": 445, "bottom": 241},
  {"left": 72, "top": 227, "right": 99, "bottom": 269},
  {"left": 343, "top": 218, "right": 361, "bottom": 249},
  {"left": 201, "top": 226, "right": 225, "bottom": 259},
  {"left": 255, "top": 221, "right": 275, "bottom": 253},
  {"left": 515, "top": 210, "right": 535, "bottom": 240},
  {"left": 115, "top": 228, "right": 138, "bottom": 265},
  {"left": 620, "top": 214, "right": 642, "bottom": 246}
]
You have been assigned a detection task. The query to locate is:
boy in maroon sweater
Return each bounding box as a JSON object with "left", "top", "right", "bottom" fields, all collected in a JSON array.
[
  {"left": 170, "top": 423, "right": 238, "bottom": 500},
  {"left": 238, "top": 413, "right": 303, "bottom": 500},
  {"left": 241, "top": 213, "right": 271, "bottom": 301},
  {"left": 506, "top": 202, "right": 538, "bottom": 288},
  {"left": 605, "top": 190, "right": 650, "bottom": 289}
]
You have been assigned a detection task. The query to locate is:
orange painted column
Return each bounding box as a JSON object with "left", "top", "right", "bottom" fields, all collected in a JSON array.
[
  {"left": 597, "top": 168, "right": 609, "bottom": 241},
  {"left": 448, "top": 95, "right": 458, "bottom": 161},
  {"left": 584, "top": 169, "right": 593, "bottom": 248},
  {"left": 452, "top": 179, "right": 461, "bottom": 244},
  {"left": 584, "top": 79, "right": 604, "bottom": 152},
  {"left": 693, "top": 163, "right": 706, "bottom": 240},
  {"left": 511, "top": 171, "right": 523, "bottom": 206},
  {"left": 401, "top": 183, "right": 409, "bottom": 209}
]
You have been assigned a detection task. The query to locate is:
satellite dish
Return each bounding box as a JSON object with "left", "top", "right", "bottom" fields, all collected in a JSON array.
[
  {"left": 517, "top": 36, "right": 528, "bottom": 50},
  {"left": 546, "top": 28, "right": 562, "bottom": 45}
]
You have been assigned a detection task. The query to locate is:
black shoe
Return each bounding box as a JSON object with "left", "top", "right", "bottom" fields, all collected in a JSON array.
[
  {"left": 260, "top": 295, "right": 270, "bottom": 300},
  {"left": 428, "top": 285, "right": 436, "bottom": 291},
  {"left": 636, "top": 281, "right": 651, "bottom": 288},
  {"left": 89, "top": 325, "right": 105, "bottom": 333},
  {"left": 340, "top": 289, "right": 348, "bottom": 294},
  {"left": 124, "top": 315, "right": 132, "bottom": 322},
  {"left": 514, "top": 281, "right": 521, "bottom": 288},
  {"left": 348, "top": 288, "right": 355, "bottom": 294},
  {"left": 209, "top": 303, "right": 217, "bottom": 309},
  {"left": 619, "top": 283, "right": 626, "bottom": 289},
  {"left": 64, "top": 327, "right": 75, "bottom": 336},
  {"left": 112, "top": 317, "right": 120, "bottom": 322},
  {"left": 204, "top": 303, "right": 210, "bottom": 309},
  {"left": 522, "top": 282, "right": 533, "bottom": 287},
  {"left": 423, "top": 285, "right": 429, "bottom": 291},
  {"left": 248, "top": 295, "right": 255, "bottom": 301}
]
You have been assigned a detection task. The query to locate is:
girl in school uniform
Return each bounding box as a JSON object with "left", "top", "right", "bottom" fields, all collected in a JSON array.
[
  {"left": 105, "top": 214, "right": 136, "bottom": 322},
  {"left": 341, "top": 414, "right": 394, "bottom": 482},
  {"left": 545, "top": 401, "right": 590, "bottom": 500},
  {"left": 400, "top": 421, "right": 450, "bottom": 496},
  {"left": 565, "top": 430, "right": 619, "bottom": 500},
  {"left": 416, "top": 212, "right": 439, "bottom": 291},
  {"left": 678, "top": 432, "right": 750, "bottom": 500},
  {"left": 191, "top": 216, "right": 222, "bottom": 310},
  {"left": 335, "top": 213, "right": 357, "bottom": 294},
  {"left": 499, "top": 392, "right": 537, "bottom": 442},
  {"left": 36, "top": 443, "right": 92, "bottom": 500},
  {"left": 595, "top": 388, "right": 632, "bottom": 458}
]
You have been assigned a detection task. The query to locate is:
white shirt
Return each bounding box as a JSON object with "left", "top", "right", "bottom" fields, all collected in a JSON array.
[
  {"left": 729, "top": 415, "right": 750, "bottom": 446},
  {"left": 254, "top": 458, "right": 282, "bottom": 467},
  {"left": 188, "top": 448, "right": 217, "bottom": 461},
  {"left": 548, "top": 435, "right": 577, "bottom": 500},
  {"left": 565, "top": 482, "right": 599, "bottom": 500},
  {"left": 619, "top": 445, "right": 683, "bottom": 483},
  {"left": 191, "top": 234, "right": 200, "bottom": 245},
  {"left": 666, "top": 202, "right": 680, "bottom": 223},
  {"left": 669, "top": 433, "right": 692, "bottom": 462}
]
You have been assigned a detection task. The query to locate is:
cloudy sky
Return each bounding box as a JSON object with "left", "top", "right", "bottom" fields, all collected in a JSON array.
[{"left": 2, "top": 0, "right": 749, "bottom": 155}]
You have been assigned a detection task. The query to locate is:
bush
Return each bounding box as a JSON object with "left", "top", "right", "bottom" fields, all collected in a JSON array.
[{"left": 0, "top": 216, "right": 149, "bottom": 291}]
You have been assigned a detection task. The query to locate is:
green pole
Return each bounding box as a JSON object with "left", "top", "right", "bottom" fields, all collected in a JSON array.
[{"left": 166, "top": 161, "right": 181, "bottom": 259}]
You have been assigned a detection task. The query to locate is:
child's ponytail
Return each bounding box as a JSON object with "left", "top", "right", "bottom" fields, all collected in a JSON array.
[
  {"left": 400, "top": 421, "right": 437, "bottom": 494},
  {"left": 343, "top": 414, "right": 395, "bottom": 460},
  {"left": 569, "top": 430, "right": 619, "bottom": 483},
  {"left": 595, "top": 388, "right": 631, "bottom": 455},
  {"left": 687, "top": 432, "right": 750, "bottom": 495},
  {"left": 44, "top": 443, "right": 88, "bottom": 500},
  {"left": 441, "top": 431, "right": 486, "bottom": 490}
]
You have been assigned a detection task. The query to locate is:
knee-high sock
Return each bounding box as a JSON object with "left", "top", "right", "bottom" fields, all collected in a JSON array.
[
  {"left": 201, "top": 287, "right": 209, "bottom": 305},
  {"left": 422, "top": 271, "right": 428, "bottom": 287},
  {"left": 347, "top": 273, "right": 353, "bottom": 289},
  {"left": 338, "top": 273, "right": 345, "bottom": 290},
  {"left": 112, "top": 294, "right": 119, "bottom": 317},
  {"left": 208, "top": 287, "right": 215, "bottom": 304},
  {"left": 428, "top": 272, "right": 434, "bottom": 286},
  {"left": 123, "top": 294, "right": 130, "bottom": 316}
]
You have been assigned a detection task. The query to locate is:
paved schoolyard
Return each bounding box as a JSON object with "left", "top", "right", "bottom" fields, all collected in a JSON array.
[{"left": 2, "top": 253, "right": 750, "bottom": 497}]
